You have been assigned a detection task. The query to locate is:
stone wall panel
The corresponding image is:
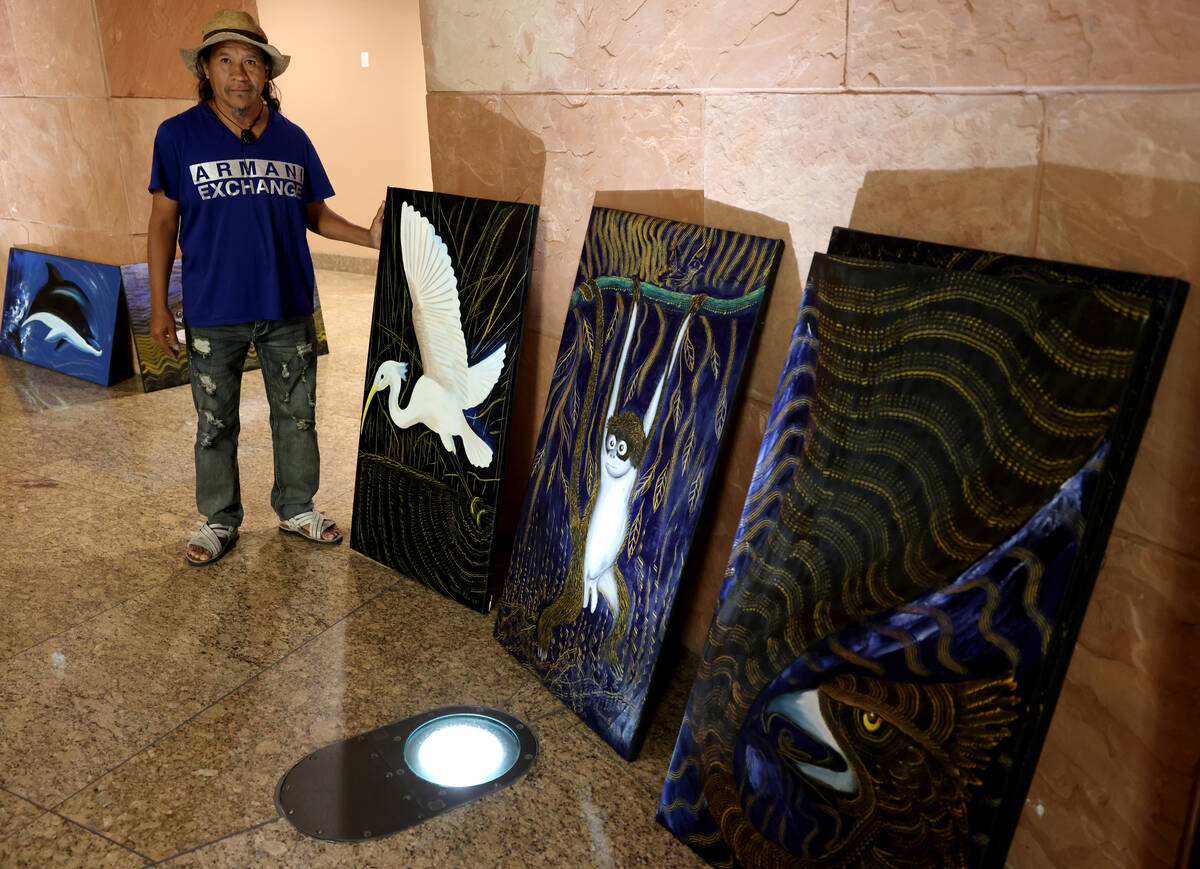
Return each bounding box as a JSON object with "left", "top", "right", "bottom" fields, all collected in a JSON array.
[
  {"left": 848, "top": 0, "right": 1200, "bottom": 87},
  {"left": 0, "top": 2, "right": 20, "bottom": 96},
  {"left": 703, "top": 92, "right": 1042, "bottom": 405},
  {"left": 0, "top": 98, "right": 126, "bottom": 235},
  {"left": 1038, "top": 93, "right": 1200, "bottom": 559},
  {"left": 494, "top": 93, "right": 705, "bottom": 338},
  {"left": 0, "top": 219, "right": 57, "bottom": 292},
  {"left": 96, "top": 0, "right": 259, "bottom": 99},
  {"left": 111, "top": 97, "right": 194, "bottom": 237},
  {"left": 6, "top": 0, "right": 106, "bottom": 96},
  {"left": 1009, "top": 535, "right": 1200, "bottom": 869},
  {"left": 421, "top": 0, "right": 846, "bottom": 91}
]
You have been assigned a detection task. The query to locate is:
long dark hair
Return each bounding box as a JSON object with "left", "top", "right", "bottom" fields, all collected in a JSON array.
[{"left": 195, "top": 46, "right": 281, "bottom": 112}]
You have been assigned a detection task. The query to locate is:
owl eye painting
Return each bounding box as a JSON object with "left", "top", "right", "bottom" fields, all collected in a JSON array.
[
  {"left": 765, "top": 673, "right": 1017, "bottom": 868},
  {"left": 657, "top": 230, "right": 1187, "bottom": 868}
]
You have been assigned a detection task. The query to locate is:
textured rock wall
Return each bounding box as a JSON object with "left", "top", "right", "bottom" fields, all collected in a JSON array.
[
  {"left": 0, "top": 0, "right": 254, "bottom": 285},
  {"left": 418, "top": 2, "right": 1200, "bottom": 867}
]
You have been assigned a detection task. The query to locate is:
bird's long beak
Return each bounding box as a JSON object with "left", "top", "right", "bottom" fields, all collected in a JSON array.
[
  {"left": 767, "top": 689, "right": 858, "bottom": 795},
  {"left": 360, "top": 385, "right": 379, "bottom": 432}
]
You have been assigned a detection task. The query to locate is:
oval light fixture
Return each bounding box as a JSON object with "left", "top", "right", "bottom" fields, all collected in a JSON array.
[{"left": 276, "top": 705, "right": 537, "bottom": 842}]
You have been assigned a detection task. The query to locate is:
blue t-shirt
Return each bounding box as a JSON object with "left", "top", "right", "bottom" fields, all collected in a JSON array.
[{"left": 149, "top": 103, "right": 334, "bottom": 327}]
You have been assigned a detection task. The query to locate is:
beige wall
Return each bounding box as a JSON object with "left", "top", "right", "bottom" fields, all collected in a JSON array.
[
  {"left": 417, "top": 2, "right": 1200, "bottom": 867},
  {"left": 257, "top": 0, "right": 432, "bottom": 261},
  {"left": 0, "top": 0, "right": 430, "bottom": 287},
  {"left": 0, "top": 0, "right": 258, "bottom": 289}
]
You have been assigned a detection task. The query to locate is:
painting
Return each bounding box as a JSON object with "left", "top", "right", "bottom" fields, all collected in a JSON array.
[
  {"left": 1, "top": 248, "right": 129, "bottom": 386},
  {"left": 656, "top": 231, "right": 1187, "bottom": 868},
  {"left": 493, "top": 207, "right": 782, "bottom": 760},
  {"left": 121, "top": 259, "right": 187, "bottom": 392},
  {"left": 352, "top": 188, "right": 538, "bottom": 613},
  {"left": 121, "top": 260, "right": 331, "bottom": 393}
]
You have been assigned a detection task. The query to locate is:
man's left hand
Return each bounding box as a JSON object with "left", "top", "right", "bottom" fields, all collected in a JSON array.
[{"left": 369, "top": 200, "right": 384, "bottom": 249}]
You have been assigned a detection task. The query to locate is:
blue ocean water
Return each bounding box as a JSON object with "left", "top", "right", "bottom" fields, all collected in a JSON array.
[{"left": 1, "top": 249, "right": 122, "bottom": 385}]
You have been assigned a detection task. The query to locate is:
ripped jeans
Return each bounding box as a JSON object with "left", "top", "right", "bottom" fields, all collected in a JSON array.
[{"left": 186, "top": 314, "right": 319, "bottom": 528}]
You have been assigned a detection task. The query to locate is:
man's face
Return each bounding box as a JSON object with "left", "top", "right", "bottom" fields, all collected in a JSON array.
[{"left": 202, "top": 41, "right": 268, "bottom": 115}]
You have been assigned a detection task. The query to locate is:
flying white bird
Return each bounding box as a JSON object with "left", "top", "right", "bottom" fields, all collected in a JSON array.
[{"left": 360, "top": 202, "right": 507, "bottom": 468}]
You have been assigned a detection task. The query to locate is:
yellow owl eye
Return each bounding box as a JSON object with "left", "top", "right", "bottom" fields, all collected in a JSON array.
[{"left": 861, "top": 711, "right": 883, "bottom": 733}]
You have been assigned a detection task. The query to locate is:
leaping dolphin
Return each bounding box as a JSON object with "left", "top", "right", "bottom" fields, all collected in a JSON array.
[{"left": 16, "top": 263, "right": 101, "bottom": 357}]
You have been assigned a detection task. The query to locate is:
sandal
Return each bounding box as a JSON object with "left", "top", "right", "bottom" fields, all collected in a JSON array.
[
  {"left": 279, "top": 509, "right": 342, "bottom": 545},
  {"left": 186, "top": 521, "right": 239, "bottom": 566}
]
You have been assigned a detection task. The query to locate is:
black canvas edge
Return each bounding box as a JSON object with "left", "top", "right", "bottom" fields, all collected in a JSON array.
[
  {"left": 484, "top": 201, "right": 539, "bottom": 614},
  {"left": 827, "top": 226, "right": 1182, "bottom": 296},
  {"left": 109, "top": 276, "right": 134, "bottom": 386}
]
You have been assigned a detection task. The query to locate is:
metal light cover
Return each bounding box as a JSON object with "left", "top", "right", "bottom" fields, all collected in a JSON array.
[{"left": 276, "top": 705, "right": 537, "bottom": 841}]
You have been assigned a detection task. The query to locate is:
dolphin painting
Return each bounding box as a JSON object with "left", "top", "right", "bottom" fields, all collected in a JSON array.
[{"left": 15, "top": 263, "right": 101, "bottom": 357}]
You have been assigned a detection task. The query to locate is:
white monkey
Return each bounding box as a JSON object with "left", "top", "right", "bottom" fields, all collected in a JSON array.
[
  {"left": 536, "top": 280, "right": 704, "bottom": 666},
  {"left": 582, "top": 292, "right": 697, "bottom": 617}
]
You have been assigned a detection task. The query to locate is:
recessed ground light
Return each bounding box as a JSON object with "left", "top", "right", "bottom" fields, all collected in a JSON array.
[
  {"left": 276, "top": 706, "right": 537, "bottom": 842},
  {"left": 405, "top": 712, "right": 522, "bottom": 787}
]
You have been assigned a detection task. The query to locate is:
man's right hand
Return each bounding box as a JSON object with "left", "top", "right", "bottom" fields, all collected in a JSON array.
[{"left": 150, "top": 306, "right": 182, "bottom": 359}]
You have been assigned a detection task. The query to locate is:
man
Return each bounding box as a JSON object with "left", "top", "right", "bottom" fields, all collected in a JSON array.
[{"left": 147, "top": 9, "right": 382, "bottom": 565}]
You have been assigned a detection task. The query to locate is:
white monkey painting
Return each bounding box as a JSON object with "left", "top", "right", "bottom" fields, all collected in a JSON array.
[{"left": 537, "top": 279, "right": 704, "bottom": 667}]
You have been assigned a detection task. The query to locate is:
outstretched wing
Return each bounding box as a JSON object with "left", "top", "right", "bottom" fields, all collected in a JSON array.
[
  {"left": 400, "top": 201, "right": 469, "bottom": 405},
  {"left": 463, "top": 344, "right": 506, "bottom": 409}
]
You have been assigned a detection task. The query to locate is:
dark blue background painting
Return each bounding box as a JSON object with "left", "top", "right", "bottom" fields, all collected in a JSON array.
[
  {"left": 655, "top": 230, "right": 1188, "bottom": 869},
  {"left": 1, "top": 248, "right": 123, "bottom": 385},
  {"left": 494, "top": 207, "right": 782, "bottom": 759}
]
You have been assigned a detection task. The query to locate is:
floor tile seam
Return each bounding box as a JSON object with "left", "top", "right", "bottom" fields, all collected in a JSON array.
[
  {"left": 0, "top": 549, "right": 240, "bottom": 665},
  {"left": 0, "top": 782, "right": 49, "bottom": 841},
  {"left": 0, "top": 783, "right": 152, "bottom": 862},
  {"left": 50, "top": 578, "right": 408, "bottom": 812},
  {"left": 1, "top": 506, "right": 192, "bottom": 566},
  {"left": 316, "top": 482, "right": 357, "bottom": 504},
  {"left": 0, "top": 591, "right": 179, "bottom": 664},
  {"left": 44, "top": 808, "right": 155, "bottom": 864},
  {"left": 2, "top": 465, "right": 89, "bottom": 488},
  {"left": 0, "top": 456, "right": 36, "bottom": 473},
  {"left": 321, "top": 406, "right": 370, "bottom": 424},
  {"left": 527, "top": 707, "right": 568, "bottom": 725},
  {"left": 141, "top": 816, "right": 279, "bottom": 866},
  {"left": 0, "top": 525, "right": 60, "bottom": 550},
  {"left": 7, "top": 400, "right": 163, "bottom": 421},
  {"left": 498, "top": 680, "right": 553, "bottom": 715},
  {"left": 29, "top": 477, "right": 193, "bottom": 507}
]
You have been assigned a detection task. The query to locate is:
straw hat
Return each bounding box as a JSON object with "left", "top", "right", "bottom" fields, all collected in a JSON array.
[{"left": 179, "top": 9, "right": 290, "bottom": 78}]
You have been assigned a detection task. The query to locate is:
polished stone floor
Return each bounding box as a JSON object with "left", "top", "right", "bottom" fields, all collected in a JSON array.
[{"left": 0, "top": 269, "right": 707, "bottom": 867}]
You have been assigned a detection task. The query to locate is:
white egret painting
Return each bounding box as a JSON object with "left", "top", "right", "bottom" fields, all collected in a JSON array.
[{"left": 352, "top": 189, "right": 538, "bottom": 612}]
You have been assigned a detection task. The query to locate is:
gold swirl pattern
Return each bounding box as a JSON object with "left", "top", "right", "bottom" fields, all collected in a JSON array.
[{"left": 685, "top": 253, "right": 1153, "bottom": 867}]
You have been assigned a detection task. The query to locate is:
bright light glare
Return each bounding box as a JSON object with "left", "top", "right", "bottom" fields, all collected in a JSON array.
[{"left": 406, "top": 716, "right": 519, "bottom": 787}]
